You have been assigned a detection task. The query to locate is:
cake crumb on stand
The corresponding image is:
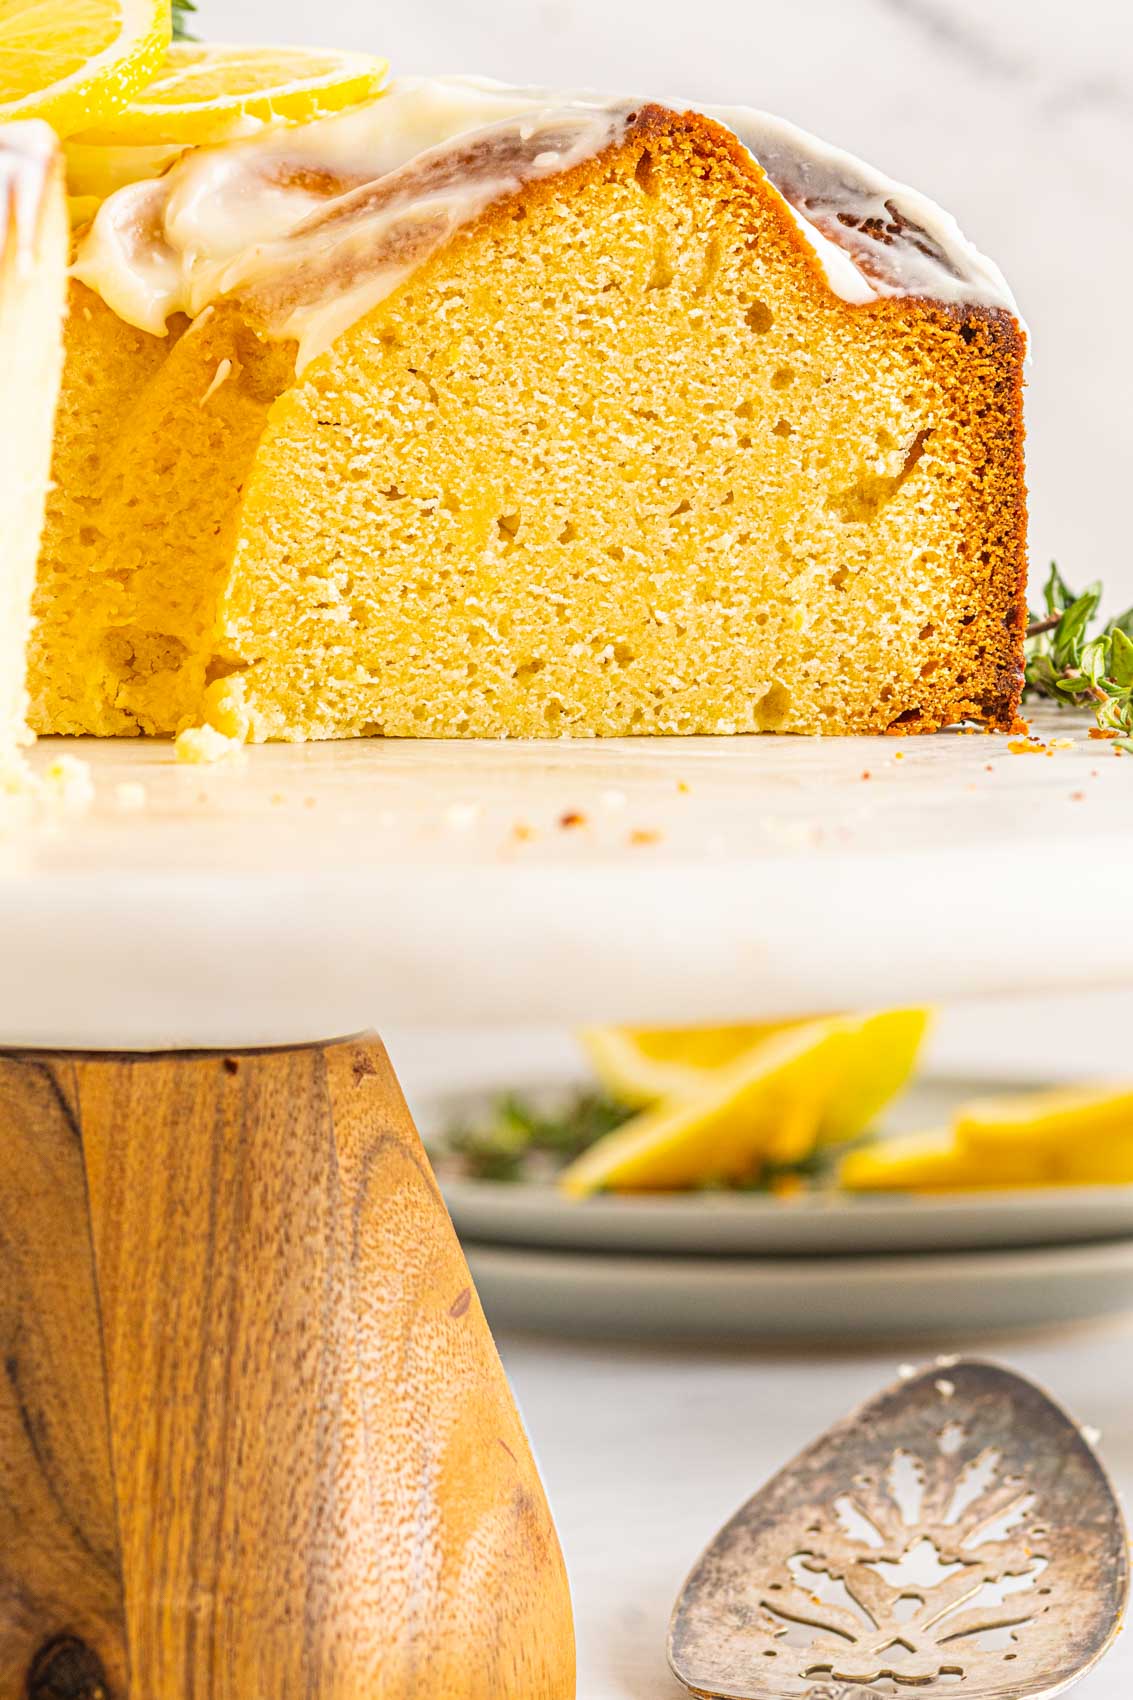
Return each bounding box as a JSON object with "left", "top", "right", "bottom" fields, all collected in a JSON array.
[
  {"left": 174, "top": 725, "right": 247, "bottom": 766},
  {"left": 1, "top": 750, "right": 95, "bottom": 827},
  {"left": 39, "top": 752, "right": 95, "bottom": 813}
]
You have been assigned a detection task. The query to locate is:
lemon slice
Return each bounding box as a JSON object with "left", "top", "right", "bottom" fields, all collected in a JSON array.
[
  {"left": 839, "top": 1130, "right": 1044, "bottom": 1192},
  {"left": 581, "top": 1008, "right": 928, "bottom": 1129},
  {"left": 955, "top": 1083, "right": 1133, "bottom": 1153},
  {"left": 560, "top": 1009, "right": 927, "bottom": 1196},
  {"left": 0, "top": 0, "right": 170, "bottom": 136},
  {"left": 74, "top": 40, "right": 389, "bottom": 146},
  {"left": 821, "top": 1007, "right": 930, "bottom": 1142},
  {"left": 68, "top": 192, "right": 103, "bottom": 227},
  {"left": 579, "top": 1022, "right": 795, "bottom": 1107},
  {"left": 841, "top": 1124, "right": 1133, "bottom": 1192},
  {"left": 64, "top": 135, "right": 186, "bottom": 199}
]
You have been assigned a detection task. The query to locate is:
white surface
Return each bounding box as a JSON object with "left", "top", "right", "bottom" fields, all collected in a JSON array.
[
  {"left": 469, "top": 1236, "right": 1133, "bottom": 1340},
  {"left": 1, "top": 709, "right": 1129, "bottom": 1048},
  {"left": 502, "top": 1325, "right": 1133, "bottom": 1699},
  {"left": 199, "top": 0, "right": 1133, "bottom": 605}
]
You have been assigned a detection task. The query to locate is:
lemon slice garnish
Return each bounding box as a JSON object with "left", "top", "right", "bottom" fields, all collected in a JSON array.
[
  {"left": 841, "top": 1082, "right": 1133, "bottom": 1192},
  {"left": 579, "top": 1022, "right": 796, "bottom": 1108},
  {"left": 821, "top": 1007, "right": 931, "bottom": 1143},
  {"left": 955, "top": 1083, "right": 1133, "bottom": 1152},
  {"left": 0, "top": 0, "right": 170, "bottom": 137},
  {"left": 68, "top": 192, "right": 103, "bottom": 227},
  {"left": 560, "top": 1009, "right": 928, "bottom": 1196},
  {"left": 839, "top": 1129, "right": 1044, "bottom": 1192},
  {"left": 841, "top": 1126, "right": 1133, "bottom": 1191},
  {"left": 64, "top": 135, "right": 186, "bottom": 199},
  {"left": 74, "top": 40, "right": 389, "bottom": 145}
]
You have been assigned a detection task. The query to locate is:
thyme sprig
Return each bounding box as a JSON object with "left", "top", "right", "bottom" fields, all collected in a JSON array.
[
  {"left": 433, "top": 1090, "right": 631, "bottom": 1183},
  {"left": 172, "top": 1, "right": 198, "bottom": 42},
  {"left": 1023, "top": 564, "right": 1133, "bottom": 754}
]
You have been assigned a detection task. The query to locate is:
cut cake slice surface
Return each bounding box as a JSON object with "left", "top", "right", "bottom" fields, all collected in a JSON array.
[
  {"left": 0, "top": 122, "right": 68, "bottom": 778},
  {"left": 33, "top": 83, "right": 1027, "bottom": 741}
]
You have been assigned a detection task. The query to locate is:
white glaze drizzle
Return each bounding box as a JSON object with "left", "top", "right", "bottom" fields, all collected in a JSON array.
[
  {"left": 72, "top": 76, "right": 1023, "bottom": 371},
  {"left": 705, "top": 103, "right": 1020, "bottom": 317},
  {"left": 73, "top": 81, "right": 634, "bottom": 369}
]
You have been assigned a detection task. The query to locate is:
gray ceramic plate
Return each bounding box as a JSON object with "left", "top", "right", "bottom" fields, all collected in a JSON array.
[
  {"left": 428, "top": 1076, "right": 1133, "bottom": 1258},
  {"left": 466, "top": 1238, "right": 1133, "bottom": 1343}
]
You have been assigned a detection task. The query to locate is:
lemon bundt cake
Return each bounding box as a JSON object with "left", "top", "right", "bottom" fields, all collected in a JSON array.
[
  {"left": 35, "top": 78, "right": 1026, "bottom": 742},
  {"left": 0, "top": 123, "right": 67, "bottom": 777}
]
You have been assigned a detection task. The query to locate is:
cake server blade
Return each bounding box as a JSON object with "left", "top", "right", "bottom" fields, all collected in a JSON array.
[{"left": 669, "top": 1358, "right": 1127, "bottom": 1700}]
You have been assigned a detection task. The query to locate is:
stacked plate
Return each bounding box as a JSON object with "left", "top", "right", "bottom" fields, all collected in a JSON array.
[{"left": 427, "top": 1076, "right": 1133, "bottom": 1343}]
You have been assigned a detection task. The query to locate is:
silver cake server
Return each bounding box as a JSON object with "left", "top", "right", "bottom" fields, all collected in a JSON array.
[{"left": 669, "top": 1358, "right": 1127, "bottom": 1700}]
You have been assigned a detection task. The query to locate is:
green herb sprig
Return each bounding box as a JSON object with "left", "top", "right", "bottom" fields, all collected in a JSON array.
[
  {"left": 432, "top": 1087, "right": 876, "bottom": 1193},
  {"left": 1023, "top": 564, "right": 1133, "bottom": 754},
  {"left": 434, "top": 1090, "right": 631, "bottom": 1183},
  {"left": 172, "top": 0, "right": 199, "bottom": 42}
]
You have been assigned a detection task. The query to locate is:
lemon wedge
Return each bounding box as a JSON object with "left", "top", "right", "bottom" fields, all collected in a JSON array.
[
  {"left": 841, "top": 1125, "right": 1133, "bottom": 1191},
  {"left": 579, "top": 1022, "right": 795, "bottom": 1107},
  {"left": 560, "top": 1009, "right": 927, "bottom": 1196},
  {"left": 839, "top": 1129, "right": 1045, "bottom": 1192},
  {"left": 955, "top": 1083, "right": 1133, "bottom": 1153},
  {"left": 842, "top": 1080, "right": 1133, "bottom": 1193},
  {"left": 821, "top": 1007, "right": 931, "bottom": 1141},
  {"left": 0, "top": 0, "right": 170, "bottom": 136},
  {"left": 73, "top": 40, "right": 389, "bottom": 146}
]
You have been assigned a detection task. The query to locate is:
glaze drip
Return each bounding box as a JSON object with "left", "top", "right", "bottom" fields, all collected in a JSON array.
[
  {"left": 72, "top": 76, "right": 1023, "bottom": 371},
  {"left": 706, "top": 103, "right": 1019, "bottom": 313}
]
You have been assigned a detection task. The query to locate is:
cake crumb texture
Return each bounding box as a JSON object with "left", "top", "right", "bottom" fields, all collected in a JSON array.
[{"left": 30, "top": 109, "right": 1026, "bottom": 742}]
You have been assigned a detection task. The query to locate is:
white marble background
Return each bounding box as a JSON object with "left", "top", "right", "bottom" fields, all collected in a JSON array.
[{"left": 201, "top": 0, "right": 1133, "bottom": 607}]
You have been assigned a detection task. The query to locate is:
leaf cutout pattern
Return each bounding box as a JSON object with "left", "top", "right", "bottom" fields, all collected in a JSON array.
[{"left": 669, "top": 1361, "right": 1127, "bottom": 1700}]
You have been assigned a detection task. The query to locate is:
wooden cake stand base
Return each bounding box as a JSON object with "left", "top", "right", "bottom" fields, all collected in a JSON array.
[{"left": 0, "top": 1037, "right": 574, "bottom": 1700}]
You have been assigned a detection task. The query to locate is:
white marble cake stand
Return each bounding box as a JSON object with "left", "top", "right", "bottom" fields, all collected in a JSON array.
[
  {"left": 0, "top": 706, "right": 1129, "bottom": 1048},
  {"left": 0, "top": 705, "right": 1129, "bottom": 1700}
]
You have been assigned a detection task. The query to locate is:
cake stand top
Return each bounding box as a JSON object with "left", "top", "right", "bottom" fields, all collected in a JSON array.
[{"left": 1, "top": 708, "right": 1127, "bottom": 1050}]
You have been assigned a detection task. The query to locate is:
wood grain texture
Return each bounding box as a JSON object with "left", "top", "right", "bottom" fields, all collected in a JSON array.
[
  {"left": 0, "top": 1038, "right": 574, "bottom": 1700},
  {"left": 0, "top": 1057, "right": 126, "bottom": 1699}
]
